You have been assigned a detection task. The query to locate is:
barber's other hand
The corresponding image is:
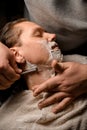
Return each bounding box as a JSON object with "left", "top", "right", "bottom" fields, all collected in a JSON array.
[
  {"left": 0, "top": 42, "right": 22, "bottom": 90},
  {"left": 32, "top": 60, "right": 87, "bottom": 113}
]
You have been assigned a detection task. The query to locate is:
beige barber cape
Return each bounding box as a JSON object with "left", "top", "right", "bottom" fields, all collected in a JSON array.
[{"left": 0, "top": 55, "right": 87, "bottom": 130}]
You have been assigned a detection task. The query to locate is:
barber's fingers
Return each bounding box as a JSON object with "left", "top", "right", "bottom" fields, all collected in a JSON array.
[
  {"left": 0, "top": 74, "right": 14, "bottom": 90},
  {"left": 0, "top": 83, "right": 13, "bottom": 90},
  {"left": 38, "top": 92, "right": 71, "bottom": 109},
  {"left": 33, "top": 61, "right": 67, "bottom": 96},
  {"left": 33, "top": 76, "right": 60, "bottom": 96},
  {"left": 51, "top": 60, "right": 68, "bottom": 73},
  {"left": 1, "top": 62, "right": 21, "bottom": 82},
  {"left": 51, "top": 60, "right": 63, "bottom": 72},
  {"left": 52, "top": 97, "right": 73, "bottom": 113},
  {"left": 0, "top": 64, "right": 21, "bottom": 90}
]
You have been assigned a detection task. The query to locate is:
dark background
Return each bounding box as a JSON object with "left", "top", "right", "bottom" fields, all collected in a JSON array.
[
  {"left": 0, "top": 0, "right": 24, "bottom": 29},
  {"left": 0, "top": 0, "right": 24, "bottom": 104}
]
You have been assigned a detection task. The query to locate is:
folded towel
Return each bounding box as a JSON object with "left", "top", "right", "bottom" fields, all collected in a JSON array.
[{"left": 0, "top": 54, "right": 87, "bottom": 130}]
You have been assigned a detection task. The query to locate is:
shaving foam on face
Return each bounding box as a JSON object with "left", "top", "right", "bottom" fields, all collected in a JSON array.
[
  {"left": 36, "top": 40, "right": 63, "bottom": 77},
  {"left": 40, "top": 40, "right": 63, "bottom": 64},
  {"left": 22, "top": 40, "right": 63, "bottom": 75}
]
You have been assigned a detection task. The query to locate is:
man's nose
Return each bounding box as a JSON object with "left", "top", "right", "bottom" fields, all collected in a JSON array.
[
  {"left": 43, "top": 32, "right": 56, "bottom": 41},
  {"left": 47, "top": 33, "right": 56, "bottom": 42}
]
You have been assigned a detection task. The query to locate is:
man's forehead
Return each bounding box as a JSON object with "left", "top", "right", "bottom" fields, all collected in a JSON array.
[
  {"left": 15, "top": 21, "right": 43, "bottom": 30},
  {"left": 26, "top": 21, "right": 44, "bottom": 31}
]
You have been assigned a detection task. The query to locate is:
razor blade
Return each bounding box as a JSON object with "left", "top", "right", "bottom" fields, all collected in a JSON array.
[{"left": 21, "top": 61, "right": 38, "bottom": 75}]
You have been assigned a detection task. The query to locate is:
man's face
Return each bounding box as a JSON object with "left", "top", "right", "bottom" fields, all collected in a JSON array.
[{"left": 15, "top": 21, "right": 58, "bottom": 65}]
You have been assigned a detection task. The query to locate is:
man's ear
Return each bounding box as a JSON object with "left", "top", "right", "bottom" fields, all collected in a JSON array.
[{"left": 10, "top": 48, "right": 26, "bottom": 64}]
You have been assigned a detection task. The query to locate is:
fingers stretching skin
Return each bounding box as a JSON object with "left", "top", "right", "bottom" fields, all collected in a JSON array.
[{"left": 52, "top": 97, "right": 73, "bottom": 113}]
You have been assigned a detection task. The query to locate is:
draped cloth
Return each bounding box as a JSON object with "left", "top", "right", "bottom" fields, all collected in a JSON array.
[{"left": 0, "top": 55, "right": 87, "bottom": 130}]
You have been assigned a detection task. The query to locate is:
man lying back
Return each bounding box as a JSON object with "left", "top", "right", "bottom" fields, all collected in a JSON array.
[{"left": 0, "top": 18, "right": 87, "bottom": 130}]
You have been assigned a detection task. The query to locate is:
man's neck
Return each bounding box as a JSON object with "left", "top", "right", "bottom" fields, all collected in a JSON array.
[{"left": 24, "top": 66, "right": 55, "bottom": 90}]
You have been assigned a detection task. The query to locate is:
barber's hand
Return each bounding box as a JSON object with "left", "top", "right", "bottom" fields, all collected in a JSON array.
[
  {"left": 0, "top": 42, "right": 22, "bottom": 90},
  {"left": 32, "top": 60, "right": 87, "bottom": 113}
]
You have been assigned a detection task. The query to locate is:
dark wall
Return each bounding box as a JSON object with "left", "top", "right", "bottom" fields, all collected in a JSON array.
[
  {"left": 0, "top": 0, "right": 24, "bottom": 29},
  {"left": 0, "top": 0, "right": 24, "bottom": 104}
]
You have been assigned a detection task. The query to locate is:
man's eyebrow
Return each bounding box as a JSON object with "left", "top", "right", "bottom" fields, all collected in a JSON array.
[{"left": 33, "top": 27, "right": 45, "bottom": 32}]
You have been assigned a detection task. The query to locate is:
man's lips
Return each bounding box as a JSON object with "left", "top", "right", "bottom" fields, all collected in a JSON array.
[
  {"left": 48, "top": 41, "right": 59, "bottom": 50},
  {"left": 46, "top": 41, "right": 63, "bottom": 62}
]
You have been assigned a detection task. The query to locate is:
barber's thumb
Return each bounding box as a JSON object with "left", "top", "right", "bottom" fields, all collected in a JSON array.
[
  {"left": 10, "top": 59, "right": 22, "bottom": 74},
  {"left": 14, "top": 63, "right": 22, "bottom": 74},
  {"left": 51, "top": 60, "right": 64, "bottom": 73}
]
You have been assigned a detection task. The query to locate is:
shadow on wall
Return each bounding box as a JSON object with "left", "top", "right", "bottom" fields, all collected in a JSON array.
[{"left": 0, "top": 0, "right": 24, "bottom": 29}]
